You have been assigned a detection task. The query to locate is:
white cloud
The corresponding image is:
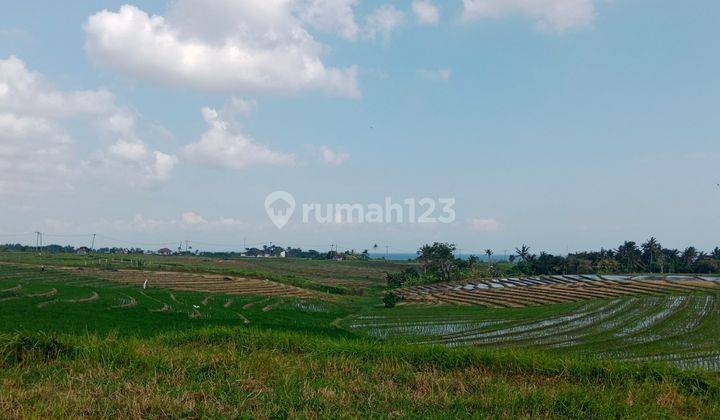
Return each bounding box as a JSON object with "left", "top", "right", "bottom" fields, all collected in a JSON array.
[
  {"left": 365, "top": 4, "right": 405, "bottom": 43},
  {"left": 84, "top": 3, "right": 360, "bottom": 98},
  {"left": 412, "top": 1, "right": 440, "bottom": 25},
  {"left": 0, "top": 112, "right": 74, "bottom": 195},
  {"left": 85, "top": 139, "right": 178, "bottom": 188},
  {"left": 0, "top": 55, "right": 116, "bottom": 119},
  {"left": 0, "top": 56, "right": 178, "bottom": 192},
  {"left": 470, "top": 217, "right": 502, "bottom": 232},
  {"left": 417, "top": 68, "right": 451, "bottom": 81},
  {"left": 317, "top": 146, "right": 350, "bottom": 166},
  {"left": 181, "top": 212, "right": 208, "bottom": 226},
  {"left": 84, "top": 107, "right": 178, "bottom": 188},
  {"left": 182, "top": 107, "right": 295, "bottom": 170},
  {"left": 296, "top": 0, "right": 359, "bottom": 40},
  {"left": 103, "top": 212, "right": 246, "bottom": 233},
  {"left": 462, "top": 0, "right": 597, "bottom": 32},
  {"left": 223, "top": 97, "right": 257, "bottom": 118},
  {"left": 181, "top": 211, "right": 246, "bottom": 229}
]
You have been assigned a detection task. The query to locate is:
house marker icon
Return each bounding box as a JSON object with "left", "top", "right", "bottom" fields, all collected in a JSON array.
[{"left": 265, "top": 191, "right": 296, "bottom": 229}]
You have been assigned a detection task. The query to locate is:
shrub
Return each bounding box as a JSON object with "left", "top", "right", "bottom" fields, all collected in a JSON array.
[{"left": 383, "top": 293, "right": 400, "bottom": 308}]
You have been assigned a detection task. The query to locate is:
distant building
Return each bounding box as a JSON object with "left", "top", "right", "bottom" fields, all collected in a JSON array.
[
  {"left": 76, "top": 247, "right": 91, "bottom": 255},
  {"left": 157, "top": 248, "right": 173, "bottom": 255}
]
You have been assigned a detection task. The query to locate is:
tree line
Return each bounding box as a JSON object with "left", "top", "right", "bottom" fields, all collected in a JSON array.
[{"left": 387, "top": 239, "right": 720, "bottom": 291}]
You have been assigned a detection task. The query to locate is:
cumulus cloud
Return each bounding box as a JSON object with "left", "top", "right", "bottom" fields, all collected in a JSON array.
[
  {"left": 223, "top": 97, "right": 257, "bottom": 118},
  {"left": 0, "top": 56, "right": 177, "bottom": 193},
  {"left": 365, "top": 4, "right": 405, "bottom": 43},
  {"left": 0, "top": 55, "right": 116, "bottom": 119},
  {"left": 317, "top": 146, "right": 350, "bottom": 166},
  {"left": 86, "top": 139, "right": 178, "bottom": 188},
  {"left": 296, "top": 0, "right": 360, "bottom": 40},
  {"left": 82, "top": 100, "right": 177, "bottom": 188},
  {"left": 470, "top": 217, "right": 502, "bottom": 232},
  {"left": 462, "top": 0, "right": 597, "bottom": 32},
  {"left": 0, "top": 113, "right": 73, "bottom": 195},
  {"left": 98, "top": 212, "right": 246, "bottom": 233},
  {"left": 182, "top": 107, "right": 295, "bottom": 170},
  {"left": 417, "top": 68, "right": 451, "bottom": 81},
  {"left": 412, "top": 1, "right": 440, "bottom": 25},
  {"left": 181, "top": 212, "right": 208, "bottom": 226},
  {"left": 84, "top": 3, "right": 360, "bottom": 98}
]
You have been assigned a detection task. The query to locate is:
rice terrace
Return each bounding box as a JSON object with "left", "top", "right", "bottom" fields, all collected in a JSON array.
[
  {"left": 2, "top": 242, "right": 720, "bottom": 417},
  {"left": 3, "top": 0, "right": 720, "bottom": 417}
]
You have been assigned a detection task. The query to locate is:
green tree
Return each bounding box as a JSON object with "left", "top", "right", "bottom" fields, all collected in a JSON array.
[
  {"left": 382, "top": 293, "right": 400, "bottom": 308},
  {"left": 515, "top": 245, "right": 531, "bottom": 262},
  {"left": 641, "top": 237, "right": 663, "bottom": 272},
  {"left": 616, "top": 241, "right": 642, "bottom": 272},
  {"left": 417, "top": 242, "right": 457, "bottom": 282},
  {"left": 681, "top": 247, "right": 699, "bottom": 271}
]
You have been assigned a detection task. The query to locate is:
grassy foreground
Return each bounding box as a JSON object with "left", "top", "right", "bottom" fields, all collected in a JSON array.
[
  {"left": 2, "top": 327, "right": 720, "bottom": 418},
  {"left": 2, "top": 261, "right": 720, "bottom": 417}
]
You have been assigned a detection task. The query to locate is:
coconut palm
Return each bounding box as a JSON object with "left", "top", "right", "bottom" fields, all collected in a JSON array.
[
  {"left": 515, "top": 245, "right": 531, "bottom": 262},
  {"left": 713, "top": 247, "right": 720, "bottom": 259}
]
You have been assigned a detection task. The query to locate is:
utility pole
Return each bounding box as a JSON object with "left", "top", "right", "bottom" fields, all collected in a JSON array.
[
  {"left": 91, "top": 234, "right": 96, "bottom": 250},
  {"left": 385, "top": 245, "right": 390, "bottom": 259},
  {"left": 35, "top": 231, "right": 41, "bottom": 253}
]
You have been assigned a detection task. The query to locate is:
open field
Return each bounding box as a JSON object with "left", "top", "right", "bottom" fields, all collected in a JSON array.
[
  {"left": 0, "top": 252, "right": 415, "bottom": 295},
  {"left": 2, "top": 259, "right": 720, "bottom": 417},
  {"left": 78, "top": 268, "right": 324, "bottom": 300}
]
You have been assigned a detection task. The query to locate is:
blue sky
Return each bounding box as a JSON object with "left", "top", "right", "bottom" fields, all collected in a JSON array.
[{"left": 0, "top": 1, "right": 718, "bottom": 255}]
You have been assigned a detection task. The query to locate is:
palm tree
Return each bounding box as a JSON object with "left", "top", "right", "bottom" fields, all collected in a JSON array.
[
  {"left": 485, "top": 249, "right": 493, "bottom": 265},
  {"left": 712, "top": 247, "right": 720, "bottom": 259},
  {"left": 616, "top": 241, "right": 642, "bottom": 272},
  {"left": 641, "top": 237, "right": 661, "bottom": 268},
  {"left": 515, "top": 245, "right": 531, "bottom": 262},
  {"left": 682, "top": 247, "right": 698, "bottom": 266}
]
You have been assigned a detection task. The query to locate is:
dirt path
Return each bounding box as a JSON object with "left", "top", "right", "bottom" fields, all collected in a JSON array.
[
  {"left": 235, "top": 312, "right": 251, "bottom": 324},
  {"left": 0, "top": 284, "right": 21, "bottom": 293},
  {"left": 151, "top": 303, "right": 171, "bottom": 313},
  {"left": 66, "top": 292, "right": 100, "bottom": 303},
  {"left": 262, "top": 300, "right": 285, "bottom": 312},
  {"left": 27, "top": 288, "right": 58, "bottom": 298},
  {"left": 112, "top": 294, "right": 137, "bottom": 309},
  {"left": 201, "top": 296, "right": 210, "bottom": 306},
  {"left": 170, "top": 293, "right": 183, "bottom": 304},
  {"left": 243, "top": 298, "right": 269, "bottom": 310},
  {"left": 223, "top": 299, "right": 234, "bottom": 308},
  {"left": 0, "top": 296, "right": 18, "bottom": 302},
  {"left": 37, "top": 300, "right": 58, "bottom": 308},
  {"left": 140, "top": 291, "right": 171, "bottom": 312}
]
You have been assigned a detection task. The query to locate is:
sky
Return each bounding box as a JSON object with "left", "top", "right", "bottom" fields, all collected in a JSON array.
[{"left": 0, "top": 0, "right": 719, "bottom": 255}]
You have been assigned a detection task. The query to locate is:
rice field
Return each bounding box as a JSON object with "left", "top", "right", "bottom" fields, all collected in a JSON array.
[
  {"left": 3, "top": 261, "right": 720, "bottom": 374},
  {"left": 57, "top": 266, "right": 323, "bottom": 300},
  {"left": 2, "top": 261, "right": 720, "bottom": 417},
  {"left": 0, "top": 264, "right": 347, "bottom": 338},
  {"left": 345, "top": 289, "right": 720, "bottom": 371},
  {"left": 394, "top": 274, "right": 719, "bottom": 307}
]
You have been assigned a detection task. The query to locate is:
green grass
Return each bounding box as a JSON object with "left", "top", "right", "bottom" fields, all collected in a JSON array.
[
  {"left": 1, "top": 327, "right": 719, "bottom": 417},
  {"left": 2, "top": 260, "right": 720, "bottom": 417},
  {"left": 0, "top": 251, "right": 414, "bottom": 296}
]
